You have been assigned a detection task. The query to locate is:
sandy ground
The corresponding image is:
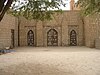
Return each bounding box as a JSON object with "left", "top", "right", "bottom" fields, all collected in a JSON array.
[{"left": 0, "top": 47, "right": 100, "bottom": 75}]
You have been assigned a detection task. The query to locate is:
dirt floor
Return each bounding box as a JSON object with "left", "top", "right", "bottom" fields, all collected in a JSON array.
[{"left": 0, "top": 47, "right": 100, "bottom": 75}]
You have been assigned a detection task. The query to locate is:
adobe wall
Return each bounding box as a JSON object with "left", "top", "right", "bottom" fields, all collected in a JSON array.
[
  {"left": 61, "top": 11, "right": 84, "bottom": 46},
  {"left": 0, "top": 11, "right": 100, "bottom": 49},
  {"left": 84, "top": 14, "right": 100, "bottom": 48},
  {"left": 0, "top": 14, "right": 17, "bottom": 49},
  {"left": 19, "top": 11, "right": 84, "bottom": 47}
]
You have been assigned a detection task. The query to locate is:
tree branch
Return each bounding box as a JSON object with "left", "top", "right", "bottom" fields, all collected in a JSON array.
[{"left": 0, "top": 0, "right": 13, "bottom": 21}]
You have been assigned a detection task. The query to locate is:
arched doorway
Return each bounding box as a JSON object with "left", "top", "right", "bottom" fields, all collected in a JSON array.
[
  {"left": 47, "top": 29, "right": 58, "bottom": 46},
  {"left": 70, "top": 30, "right": 77, "bottom": 46},
  {"left": 27, "top": 30, "right": 34, "bottom": 46}
]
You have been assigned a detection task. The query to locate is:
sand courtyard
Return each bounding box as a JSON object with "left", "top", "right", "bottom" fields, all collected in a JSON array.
[{"left": 0, "top": 47, "right": 100, "bottom": 75}]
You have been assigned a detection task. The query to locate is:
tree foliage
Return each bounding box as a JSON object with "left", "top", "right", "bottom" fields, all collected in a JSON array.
[
  {"left": 0, "top": 0, "right": 66, "bottom": 21},
  {"left": 76, "top": 0, "right": 100, "bottom": 16}
]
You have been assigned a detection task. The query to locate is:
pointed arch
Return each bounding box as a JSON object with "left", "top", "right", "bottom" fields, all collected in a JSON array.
[
  {"left": 47, "top": 29, "right": 58, "bottom": 46},
  {"left": 70, "top": 30, "right": 77, "bottom": 46},
  {"left": 27, "top": 30, "right": 34, "bottom": 46}
]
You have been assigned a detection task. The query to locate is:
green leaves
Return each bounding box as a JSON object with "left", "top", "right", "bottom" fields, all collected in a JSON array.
[
  {"left": 9, "top": 0, "right": 65, "bottom": 21},
  {"left": 76, "top": 0, "right": 100, "bottom": 16}
]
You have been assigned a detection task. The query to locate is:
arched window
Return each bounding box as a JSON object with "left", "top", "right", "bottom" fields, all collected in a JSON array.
[
  {"left": 47, "top": 29, "right": 58, "bottom": 46},
  {"left": 27, "top": 30, "right": 34, "bottom": 46},
  {"left": 70, "top": 30, "right": 77, "bottom": 46}
]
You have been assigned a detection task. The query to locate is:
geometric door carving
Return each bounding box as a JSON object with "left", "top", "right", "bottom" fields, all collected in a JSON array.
[
  {"left": 27, "top": 30, "right": 34, "bottom": 46},
  {"left": 70, "top": 30, "right": 77, "bottom": 46},
  {"left": 47, "top": 29, "right": 58, "bottom": 46}
]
